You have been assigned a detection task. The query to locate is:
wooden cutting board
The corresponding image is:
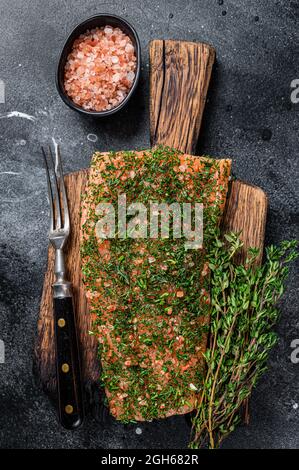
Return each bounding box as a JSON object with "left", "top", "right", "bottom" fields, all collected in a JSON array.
[{"left": 35, "top": 40, "right": 268, "bottom": 409}]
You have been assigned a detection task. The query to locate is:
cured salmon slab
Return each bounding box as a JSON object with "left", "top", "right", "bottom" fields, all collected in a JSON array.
[{"left": 81, "top": 149, "right": 231, "bottom": 420}]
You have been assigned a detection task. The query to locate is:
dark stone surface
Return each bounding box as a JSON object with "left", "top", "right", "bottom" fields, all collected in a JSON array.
[{"left": 0, "top": 0, "right": 298, "bottom": 449}]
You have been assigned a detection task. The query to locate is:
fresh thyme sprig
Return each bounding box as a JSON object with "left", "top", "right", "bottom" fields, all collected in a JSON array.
[{"left": 190, "top": 232, "right": 298, "bottom": 449}]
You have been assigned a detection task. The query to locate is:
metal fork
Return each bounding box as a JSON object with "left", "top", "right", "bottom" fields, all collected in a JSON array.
[{"left": 42, "top": 142, "right": 84, "bottom": 430}]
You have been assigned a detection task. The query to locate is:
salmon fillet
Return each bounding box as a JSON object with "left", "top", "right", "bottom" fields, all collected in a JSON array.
[{"left": 81, "top": 147, "right": 231, "bottom": 422}]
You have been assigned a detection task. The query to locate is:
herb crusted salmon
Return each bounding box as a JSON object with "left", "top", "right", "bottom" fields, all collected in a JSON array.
[{"left": 81, "top": 146, "right": 231, "bottom": 421}]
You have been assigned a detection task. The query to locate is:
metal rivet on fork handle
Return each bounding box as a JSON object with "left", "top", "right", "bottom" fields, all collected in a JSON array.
[
  {"left": 62, "top": 363, "right": 70, "bottom": 373},
  {"left": 57, "top": 318, "right": 66, "bottom": 328},
  {"left": 65, "top": 405, "right": 74, "bottom": 414}
]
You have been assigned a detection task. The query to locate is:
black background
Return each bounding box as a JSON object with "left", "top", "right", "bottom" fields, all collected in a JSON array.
[{"left": 0, "top": 0, "right": 298, "bottom": 449}]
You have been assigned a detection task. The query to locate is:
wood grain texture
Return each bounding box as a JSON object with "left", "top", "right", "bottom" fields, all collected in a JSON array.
[
  {"left": 149, "top": 39, "right": 215, "bottom": 154},
  {"left": 222, "top": 180, "right": 268, "bottom": 264},
  {"left": 35, "top": 39, "right": 268, "bottom": 405}
]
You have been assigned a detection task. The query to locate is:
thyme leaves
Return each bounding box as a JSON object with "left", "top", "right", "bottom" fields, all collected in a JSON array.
[{"left": 190, "top": 233, "right": 298, "bottom": 449}]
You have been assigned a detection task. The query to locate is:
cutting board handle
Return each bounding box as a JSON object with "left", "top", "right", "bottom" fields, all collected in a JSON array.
[{"left": 149, "top": 39, "right": 215, "bottom": 154}]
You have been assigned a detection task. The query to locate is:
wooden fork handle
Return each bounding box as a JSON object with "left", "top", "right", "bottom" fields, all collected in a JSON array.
[{"left": 53, "top": 296, "right": 84, "bottom": 429}]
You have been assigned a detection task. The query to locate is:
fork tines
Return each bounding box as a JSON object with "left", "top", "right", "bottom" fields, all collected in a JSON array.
[{"left": 41, "top": 143, "right": 70, "bottom": 235}]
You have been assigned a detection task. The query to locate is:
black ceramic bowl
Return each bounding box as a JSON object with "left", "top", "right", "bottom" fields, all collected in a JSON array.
[{"left": 56, "top": 14, "right": 141, "bottom": 117}]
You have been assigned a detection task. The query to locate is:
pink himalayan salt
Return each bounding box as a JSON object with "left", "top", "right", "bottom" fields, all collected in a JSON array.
[{"left": 64, "top": 26, "right": 137, "bottom": 112}]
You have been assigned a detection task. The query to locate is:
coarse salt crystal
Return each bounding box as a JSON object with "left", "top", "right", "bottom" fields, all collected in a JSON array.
[
  {"left": 104, "top": 26, "right": 113, "bottom": 35},
  {"left": 127, "top": 71, "right": 135, "bottom": 82},
  {"left": 112, "top": 73, "right": 120, "bottom": 82},
  {"left": 189, "top": 383, "right": 198, "bottom": 391},
  {"left": 125, "top": 43, "right": 134, "bottom": 53}
]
